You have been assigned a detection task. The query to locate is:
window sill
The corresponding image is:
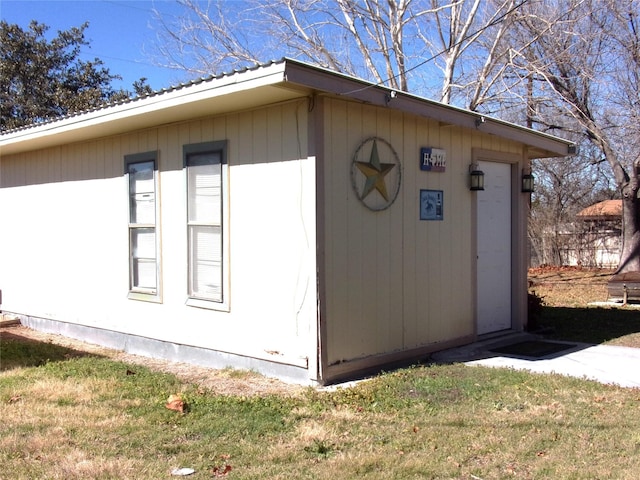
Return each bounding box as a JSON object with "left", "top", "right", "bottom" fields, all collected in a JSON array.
[
  {"left": 186, "top": 297, "right": 229, "bottom": 312},
  {"left": 128, "top": 291, "right": 162, "bottom": 303}
]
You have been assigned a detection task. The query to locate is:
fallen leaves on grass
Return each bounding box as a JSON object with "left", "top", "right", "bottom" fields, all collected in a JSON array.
[
  {"left": 210, "top": 454, "right": 232, "bottom": 477},
  {"left": 165, "top": 394, "right": 185, "bottom": 413},
  {"left": 212, "top": 464, "right": 232, "bottom": 477},
  {"left": 529, "top": 265, "right": 591, "bottom": 275}
]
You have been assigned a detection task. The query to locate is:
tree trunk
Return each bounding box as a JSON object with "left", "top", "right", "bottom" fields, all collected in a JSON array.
[
  {"left": 617, "top": 164, "right": 640, "bottom": 273},
  {"left": 583, "top": 118, "right": 639, "bottom": 273}
]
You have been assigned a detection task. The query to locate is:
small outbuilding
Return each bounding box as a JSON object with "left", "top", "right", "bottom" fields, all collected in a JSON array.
[
  {"left": 0, "top": 59, "right": 574, "bottom": 384},
  {"left": 575, "top": 200, "right": 622, "bottom": 268}
]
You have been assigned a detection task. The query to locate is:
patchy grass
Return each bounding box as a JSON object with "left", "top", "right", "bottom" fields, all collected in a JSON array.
[
  {"left": 2, "top": 344, "right": 640, "bottom": 479},
  {"left": 0, "top": 330, "right": 90, "bottom": 371},
  {"left": 528, "top": 266, "right": 613, "bottom": 308},
  {"left": 0, "top": 351, "right": 296, "bottom": 479},
  {"left": 2, "top": 268, "right": 640, "bottom": 478},
  {"left": 529, "top": 266, "right": 640, "bottom": 348},
  {"left": 539, "top": 307, "right": 640, "bottom": 347}
]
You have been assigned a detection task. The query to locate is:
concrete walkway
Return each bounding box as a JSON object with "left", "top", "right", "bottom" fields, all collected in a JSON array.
[{"left": 431, "top": 333, "right": 640, "bottom": 389}]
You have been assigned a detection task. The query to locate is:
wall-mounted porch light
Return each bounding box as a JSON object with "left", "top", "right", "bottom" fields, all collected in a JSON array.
[
  {"left": 469, "top": 164, "right": 485, "bottom": 191},
  {"left": 522, "top": 169, "right": 535, "bottom": 193}
]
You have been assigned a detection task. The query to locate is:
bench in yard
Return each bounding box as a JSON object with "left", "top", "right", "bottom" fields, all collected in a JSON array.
[{"left": 607, "top": 271, "right": 640, "bottom": 304}]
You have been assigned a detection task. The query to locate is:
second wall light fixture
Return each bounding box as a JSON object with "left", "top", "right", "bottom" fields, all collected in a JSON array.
[{"left": 469, "top": 163, "right": 485, "bottom": 191}]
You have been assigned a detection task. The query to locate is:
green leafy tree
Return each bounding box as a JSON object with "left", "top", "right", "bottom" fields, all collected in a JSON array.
[{"left": 0, "top": 20, "right": 149, "bottom": 131}]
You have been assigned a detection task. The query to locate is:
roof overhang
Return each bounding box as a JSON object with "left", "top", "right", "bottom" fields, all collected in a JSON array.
[
  {"left": 1, "top": 58, "right": 575, "bottom": 159},
  {"left": 0, "top": 62, "right": 299, "bottom": 155},
  {"left": 281, "top": 60, "right": 575, "bottom": 159}
]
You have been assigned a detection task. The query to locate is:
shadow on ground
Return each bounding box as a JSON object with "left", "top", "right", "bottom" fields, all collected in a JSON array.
[
  {"left": 537, "top": 306, "right": 640, "bottom": 345},
  {"left": 433, "top": 304, "right": 640, "bottom": 368},
  {"left": 0, "top": 330, "right": 99, "bottom": 371}
]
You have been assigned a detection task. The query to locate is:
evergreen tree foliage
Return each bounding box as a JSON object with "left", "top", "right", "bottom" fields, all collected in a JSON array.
[{"left": 0, "top": 20, "right": 149, "bottom": 131}]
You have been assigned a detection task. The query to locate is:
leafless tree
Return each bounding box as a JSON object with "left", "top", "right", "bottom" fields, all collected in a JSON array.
[
  {"left": 503, "top": 0, "right": 640, "bottom": 272},
  {"left": 153, "top": 0, "right": 640, "bottom": 271},
  {"left": 420, "top": 0, "right": 521, "bottom": 107},
  {"left": 151, "top": 0, "right": 262, "bottom": 75},
  {"left": 528, "top": 142, "right": 616, "bottom": 266},
  {"left": 151, "top": 0, "right": 521, "bottom": 104}
]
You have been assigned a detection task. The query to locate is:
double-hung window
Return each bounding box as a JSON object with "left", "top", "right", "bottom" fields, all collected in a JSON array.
[
  {"left": 185, "top": 141, "right": 227, "bottom": 306},
  {"left": 126, "top": 151, "right": 160, "bottom": 301}
]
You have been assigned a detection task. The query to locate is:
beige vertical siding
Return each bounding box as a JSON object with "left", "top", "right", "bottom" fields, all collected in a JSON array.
[
  {"left": 0, "top": 99, "right": 316, "bottom": 370},
  {"left": 1, "top": 89, "right": 533, "bottom": 380},
  {"left": 321, "top": 97, "right": 524, "bottom": 365}
]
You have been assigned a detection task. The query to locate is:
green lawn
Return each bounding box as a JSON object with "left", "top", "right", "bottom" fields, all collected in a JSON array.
[
  {"left": 3, "top": 267, "right": 640, "bottom": 479},
  {"left": 529, "top": 266, "right": 640, "bottom": 348},
  {"left": 2, "top": 328, "right": 640, "bottom": 479}
]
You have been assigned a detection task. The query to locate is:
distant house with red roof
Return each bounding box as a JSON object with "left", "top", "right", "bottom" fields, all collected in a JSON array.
[{"left": 571, "top": 200, "right": 622, "bottom": 268}]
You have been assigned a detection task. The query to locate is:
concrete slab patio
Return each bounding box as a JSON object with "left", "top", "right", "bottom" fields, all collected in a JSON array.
[{"left": 432, "top": 333, "right": 640, "bottom": 389}]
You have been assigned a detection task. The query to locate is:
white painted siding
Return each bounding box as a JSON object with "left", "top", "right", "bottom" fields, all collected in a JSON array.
[
  {"left": 0, "top": 100, "right": 316, "bottom": 369},
  {"left": 0, "top": 92, "right": 532, "bottom": 381}
]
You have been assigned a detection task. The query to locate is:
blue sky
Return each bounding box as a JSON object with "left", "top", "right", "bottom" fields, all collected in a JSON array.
[{"left": 1, "top": 0, "right": 194, "bottom": 91}]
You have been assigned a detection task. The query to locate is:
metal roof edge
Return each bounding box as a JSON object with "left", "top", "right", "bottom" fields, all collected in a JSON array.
[
  {"left": 281, "top": 58, "right": 575, "bottom": 158},
  {"left": 1, "top": 57, "right": 575, "bottom": 159},
  {"left": 1, "top": 60, "right": 289, "bottom": 155},
  {"left": 1, "top": 59, "right": 288, "bottom": 137}
]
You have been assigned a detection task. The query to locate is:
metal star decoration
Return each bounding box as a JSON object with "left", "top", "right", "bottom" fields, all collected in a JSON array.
[{"left": 355, "top": 139, "right": 396, "bottom": 201}]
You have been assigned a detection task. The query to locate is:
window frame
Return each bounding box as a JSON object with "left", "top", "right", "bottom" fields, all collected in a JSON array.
[
  {"left": 184, "top": 140, "right": 229, "bottom": 310},
  {"left": 125, "top": 151, "right": 162, "bottom": 303}
]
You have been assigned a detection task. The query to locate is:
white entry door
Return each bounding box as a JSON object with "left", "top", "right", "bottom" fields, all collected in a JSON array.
[{"left": 477, "top": 161, "right": 512, "bottom": 335}]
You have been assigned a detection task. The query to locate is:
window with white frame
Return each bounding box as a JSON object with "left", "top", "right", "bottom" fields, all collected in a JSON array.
[
  {"left": 185, "top": 141, "right": 227, "bottom": 304},
  {"left": 125, "top": 151, "right": 160, "bottom": 300}
]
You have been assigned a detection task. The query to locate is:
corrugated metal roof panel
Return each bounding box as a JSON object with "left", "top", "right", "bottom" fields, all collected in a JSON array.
[
  {"left": 1, "top": 59, "right": 288, "bottom": 136},
  {"left": 1, "top": 58, "right": 575, "bottom": 159}
]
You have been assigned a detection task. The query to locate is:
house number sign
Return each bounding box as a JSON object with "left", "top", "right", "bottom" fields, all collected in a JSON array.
[{"left": 420, "top": 147, "right": 446, "bottom": 172}]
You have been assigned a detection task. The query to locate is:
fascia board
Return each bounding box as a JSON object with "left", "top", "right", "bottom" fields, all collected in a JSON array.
[
  {"left": 283, "top": 59, "right": 575, "bottom": 159},
  {"left": 1, "top": 57, "right": 575, "bottom": 159},
  {"left": 0, "top": 63, "right": 289, "bottom": 156}
]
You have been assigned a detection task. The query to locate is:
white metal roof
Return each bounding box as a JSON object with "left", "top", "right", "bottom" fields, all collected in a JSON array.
[{"left": 0, "top": 58, "right": 575, "bottom": 158}]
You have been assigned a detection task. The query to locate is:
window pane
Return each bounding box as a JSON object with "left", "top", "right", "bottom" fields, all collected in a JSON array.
[
  {"left": 129, "top": 161, "right": 155, "bottom": 224},
  {"left": 131, "top": 228, "right": 156, "bottom": 290},
  {"left": 193, "top": 262, "right": 222, "bottom": 300},
  {"left": 132, "top": 228, "right": 156, "bottom": 259},
  {"left": 129, "top": 161, "right": 154, "bottom": 193},
  {"left": 131, "top": 192, "right": 155, "bottom": 224},
  {"left": 133, "top": 258, "right": 157, "bottom": 290},
  {"left": 189, "top": 225, "right": 222, "bottom": 301},
  {"left": 187, "top": 154, "right": 221, "bottom": 224}
]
